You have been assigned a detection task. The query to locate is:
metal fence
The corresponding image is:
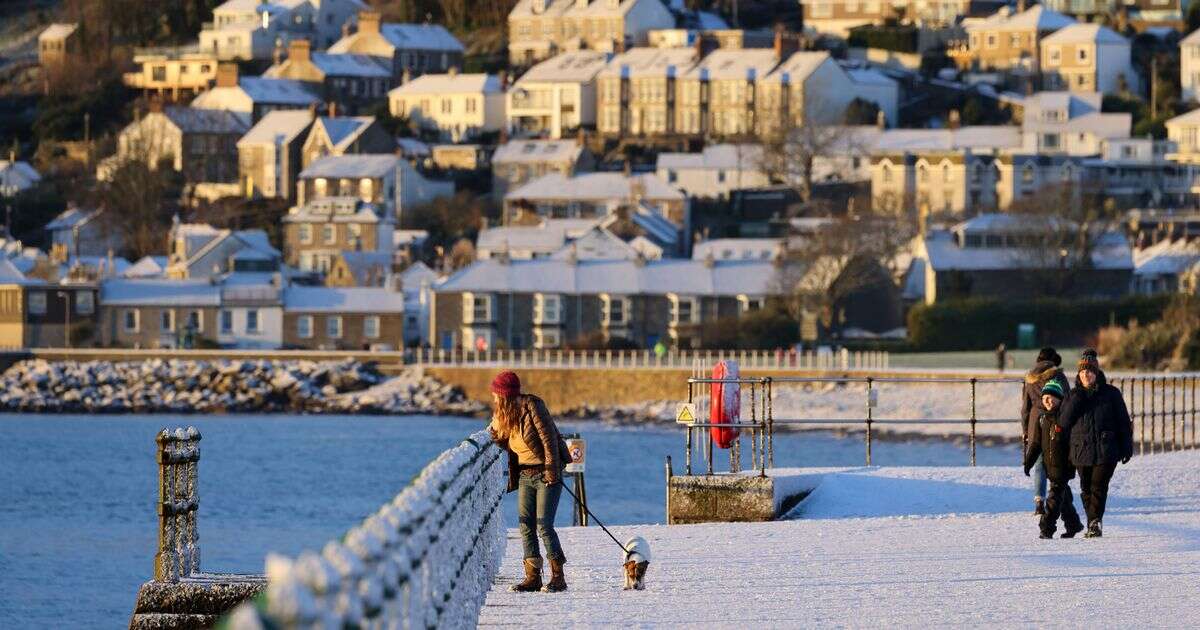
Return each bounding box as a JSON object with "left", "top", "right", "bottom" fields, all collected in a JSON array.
[
  {"left": 154, "top": 427, "right": 202, "bottom": 581},
  {"left": 410, "top": 347, "right": 890, "bottom": 371},
  {"left": 224, "top": 429, "right": 506, "bottom": 629},
  {"left": 679, "top": 373, "right": 1200, "bottom": 472},
  {"left": 1111, "top": 375, "right": 1200, "bottom": 455}
]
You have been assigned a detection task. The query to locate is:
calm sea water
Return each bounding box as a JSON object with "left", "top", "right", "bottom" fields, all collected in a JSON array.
[{"left": 0, "top": 414, "right": 1017, "bottom": 628}]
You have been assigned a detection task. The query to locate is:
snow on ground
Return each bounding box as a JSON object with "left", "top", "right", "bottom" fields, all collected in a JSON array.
[{"left": 479, "top": 450, "right": 1200, "bottom": 628}]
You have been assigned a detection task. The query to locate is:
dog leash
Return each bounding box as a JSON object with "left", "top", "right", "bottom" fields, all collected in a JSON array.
[{"left": 559, "top": 482, "right": 629, "bottom": 555}]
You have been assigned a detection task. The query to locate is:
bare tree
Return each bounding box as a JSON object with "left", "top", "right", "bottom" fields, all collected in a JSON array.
[
  {"left": 90, "top": 118, "right": 184, "bottom": 259},
  {"left": 755, "top": 100, "right": 869, "bottom": 206}
]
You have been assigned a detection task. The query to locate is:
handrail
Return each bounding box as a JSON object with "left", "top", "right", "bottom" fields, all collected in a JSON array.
[{"left": 223, "top": 430, "right": 506, "bottom": 628}]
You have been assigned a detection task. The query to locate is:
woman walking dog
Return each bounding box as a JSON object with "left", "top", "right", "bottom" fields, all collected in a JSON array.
[{"left": 487, "top": 370, "right": 572, "bottom": 592}]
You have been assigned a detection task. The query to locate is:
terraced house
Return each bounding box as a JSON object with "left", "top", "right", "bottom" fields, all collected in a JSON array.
[
  {"left": 264, "top": 39, "right": 391, "bottom": 113},
  {"left": 431, "top": 257, "right": 778, "bottom": 351},
  {"left": 328, "top": 11, "right": 464, "bottom": 82},
  {"left": 951, "top": 5, "right": 1074, "bottom": 77},
  {"left": 1039, "top": 23, "right": 1135, "bottom": 95},
  {"left": 507, "top": 0, "right": 676, "bottom": 67}
]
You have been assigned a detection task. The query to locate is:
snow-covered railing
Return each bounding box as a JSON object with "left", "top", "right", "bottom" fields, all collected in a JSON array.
[
  {"left": 223, "top": 429, "right": 506, "bottom": 629},
  {"left": 154, "top": 426, "right": 202, "bottom": 581}
]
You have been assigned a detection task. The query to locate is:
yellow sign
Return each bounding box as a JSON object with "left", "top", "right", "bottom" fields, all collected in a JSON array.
[
  {"left": 565, "top": 438, "right": 586, "bottom": 473},
  {"left": 676, "top": 403, "right": 698, "bottom": 425}
]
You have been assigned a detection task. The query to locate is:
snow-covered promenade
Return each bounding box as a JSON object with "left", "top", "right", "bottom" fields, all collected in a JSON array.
[{"left": 480, "top": 450, "right": 1200, "bottom": 628}]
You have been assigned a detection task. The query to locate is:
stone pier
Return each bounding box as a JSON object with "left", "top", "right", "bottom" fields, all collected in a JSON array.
[{"left": 667, "top": 472, "right": 815, "bottom": 524}]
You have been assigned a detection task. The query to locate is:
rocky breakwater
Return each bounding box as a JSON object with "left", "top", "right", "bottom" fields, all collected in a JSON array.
[{"left": 0, "top": 359, "right": 486, "bottom": 415}]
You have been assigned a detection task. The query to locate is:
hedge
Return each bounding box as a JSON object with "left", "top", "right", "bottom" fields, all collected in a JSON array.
[
  {"left": 847, "top": 25, "right": 919, "bottom": 54},
  {"left": 906, "top": 295, "right": 1174, "bottom": 351}
]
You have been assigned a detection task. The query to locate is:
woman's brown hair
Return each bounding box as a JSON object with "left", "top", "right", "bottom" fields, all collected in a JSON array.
[{"left": 492, "top": 393, "right": 523, "bottom": 439}]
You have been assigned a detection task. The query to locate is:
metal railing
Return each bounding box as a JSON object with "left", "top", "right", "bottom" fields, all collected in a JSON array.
[
  {"left": 1111, "top": 375, "right": 1200, "bottom": 455},
  {"left": 224, "top": 429, "right": 506, "bottom": 629},
  {"left": 411, "top": 347, "right": 890, "bottom": 371},
  {"left": 154, "top": 427, "right": 202, "bottom": 581},
  {"left": 680, "top": 373, "right": 1200, "bottom": 473}
]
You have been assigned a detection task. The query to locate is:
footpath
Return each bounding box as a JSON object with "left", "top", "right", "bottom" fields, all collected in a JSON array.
[{"left": 479, "top": 450, "right": 1200, "bottom": 628}]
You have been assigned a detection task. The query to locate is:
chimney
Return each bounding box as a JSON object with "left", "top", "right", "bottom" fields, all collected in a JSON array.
[
  {"left": 948, "top": 109, "right": 960, "bottom": 130},
  {"left": 328, "top": 101, "right": 337, "bottom": 117},
  {"left": 876, "top": 109, "right": 886, "bottom": 129},
  {"left": 358, "top": 11, "right": 381, "bottom": 35},
  {"left": 215, "top": 62, "right": 239, "bottom": 88},
  {"left": 1017, "top": 0, "right": 1028, "bottom": 11},
  {"left": 401, "top": 68, "right": 411, "bottom": 84},
  {"left": 532, "top": 0, "right": 546, "bottom": 14},
  {"left": 288, "top": 38, "right": 311, "bottom": 64},
  {"left": 702, "top": 249, "right": 715, "bottom": 269}
]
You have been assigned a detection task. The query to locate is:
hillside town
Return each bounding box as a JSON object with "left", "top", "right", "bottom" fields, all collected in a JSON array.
[{"left": 0, "top": 0, "right": 1198, "bottom": 354}]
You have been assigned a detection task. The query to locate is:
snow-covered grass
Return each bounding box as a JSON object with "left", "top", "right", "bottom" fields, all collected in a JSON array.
[{"left": 480, "top": 450, "right": 1200, "bottom": 628}]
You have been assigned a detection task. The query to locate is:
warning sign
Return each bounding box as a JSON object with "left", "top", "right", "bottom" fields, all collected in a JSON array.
[
  {"left": 565, "top": 437, "right": 586, "bottom": 473},
  {"left": 676, "top": 403, "right": 698, "bottom": 425}
]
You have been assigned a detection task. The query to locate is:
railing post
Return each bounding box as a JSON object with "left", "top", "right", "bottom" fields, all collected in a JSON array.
[
  {"left": 865, "top": 377, "right": 873, "bottom": 466},
  {"left": 1173, "top": 376, "right": 1180, "bottom": 452},
  {"left": 969, "top": 378, "right": 977, "bottom": 467},
  {"left": 1140, "top": 377, "right": 1146, "bottom": 456},
  {"left": 154, "top": 426, "right": 201, "bottom": 582}
]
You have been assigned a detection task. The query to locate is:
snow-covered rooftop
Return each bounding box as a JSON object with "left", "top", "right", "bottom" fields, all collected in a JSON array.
[
  {"left": 1134, "top": 238, "right": 1200, "bottom": 277},
  {"left": 510, "top": 0, "right": 640, "bottom": 18},
  {"left": 160, "top": 106, "right": 251, "bottom": 134},
  {"left": 597, "top": 47, "right": 698, "bottom": 79},
  {"left": 310, "top": 52, "right": 391, "bottom": 78},
  {"left": 493, "top": 139, "right": 586, "bottom": 165},
  {"left": 657, "top": 144, "right": 763, "bottom": 171},
  {"left": 101, "top": 279, "right": 221, "bottom": 306},
  {"left": 438, "top": 258, "right": 779, "bottom": 296},
  {"left": 299, "top": 154, "right": 399, "bottom": 179},
  {"left": 389, "top": 73, "right": 501, "bottom": 95},
  {"left": 238, "top": 110, "right": 315, "bottom": 145},
  {"left": 283, "top": 286, "right": 405, "bottom": 312},
  {"left": 514, "top": 50, "right": 610, "bottom": 85},
  {"left": 506, "top": 172, "right": 683, "bottom": 202},
  {"left": 1042, "top": 23, "right": 1128, "bottom": 46}
]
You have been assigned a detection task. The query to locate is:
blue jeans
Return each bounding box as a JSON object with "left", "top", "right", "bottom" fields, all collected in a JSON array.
[
  {"left": 517, "top": 471, "right": 564, "bottom": 562},
  {"left": 1031, "top": 454, "right": 1047, "bottom": 501}
]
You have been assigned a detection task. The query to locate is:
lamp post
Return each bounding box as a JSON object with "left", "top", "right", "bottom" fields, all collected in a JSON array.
[{"left": 56, "top": 290, "right": 71, "bottom": 348}]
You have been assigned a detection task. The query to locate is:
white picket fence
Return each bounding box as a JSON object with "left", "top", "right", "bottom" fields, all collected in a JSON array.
[
  {"left": 224, "top": 430, "right": 506, "bottom": 629},
  {"left": 412, "top": 347, "right": 891, "bottom": 371}
]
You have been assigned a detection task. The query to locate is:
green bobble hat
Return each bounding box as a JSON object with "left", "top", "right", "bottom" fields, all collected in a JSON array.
[{"left": 1041, "top": 380, "right": 1065, "bottom": 400}]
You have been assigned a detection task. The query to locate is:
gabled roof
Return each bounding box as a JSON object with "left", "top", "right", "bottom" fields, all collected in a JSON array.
[
  {"left": 240, "top": 77, "right": 322, "bottom": 104},
  {"left": 39, "top": 23, "right": 77, "bottom": 41},
  {"left": 311, "top": 52, "right": 391, "bottom": 78},
  {"left": 657, "top": 144, "right": 763, "bottom": 171},
  {"left": 761, "top": 51, "right": 832, "bottom": 84},
  {"left": 684, "top": 49, "right": 780, "bottom": 81},
  {"left": 0, "top": 160, "right": 41, "bottom": 185},
  {"left": 506, "top": 172, "right": 683, "bottom": 201},
  {"left": 967, "top": 6, "right": 1074, "bottom": 32},
  {"left": 44, "top": 206, "right": 96, "bottom": 231},
  {"left": 476, "top": 219, "right": 597, "bottom": 254},
  {"left": 378, "top": 23, "right": 464, "bottom": 52},
  {"left": 1166, "top": 108, "right": 1200, "bottom": 127},
  {"left": 597, "top": 47, "right": 698, "bottom": 79},
  {"left": 299, "top": 154, "right": 399, "bottom": 179},
  {"left": 123, "top": 256, "right": 169, "bottom": 278},
  {"left": 514, "top": 50, "right": 610, "bottom": 85},
  {"left": 389, "top": 73, "right": 501, "bottom": 95},
  {"left": 313, "top": 116, "right": 376, "bottom": 151},
  {"left": 510, "top": 0, "right": 643, "bottom": 18},
  {"left": 0, "top": 257, "right": 33, "bottom": 285},
  {"left": 1134, "top": 238, "right": 1200, "bottom": 276},
  {"left": 238, "top": 110, "right": 316, "bottom": 145},
  {"left": 161, "top": 106, "right": 251, "bottom": 134},
  {"left": 548, "top": 226, "right": 641, "bottom": 260},
  {"left": 283, "top": 285, "right": 405, "bottom": 312},
  {"left": 438, "top": 258, "right": 781, "bottom": 296}
]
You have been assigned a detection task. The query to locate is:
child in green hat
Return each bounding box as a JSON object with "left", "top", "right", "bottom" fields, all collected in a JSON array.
[{"left": 1024, "top": 379, "right": 1084, "bottom": 538}]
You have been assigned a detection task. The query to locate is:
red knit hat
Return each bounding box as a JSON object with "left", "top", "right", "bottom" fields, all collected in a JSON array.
[{"left": 491, "top": 371, "right": 521, "bottom": 397}]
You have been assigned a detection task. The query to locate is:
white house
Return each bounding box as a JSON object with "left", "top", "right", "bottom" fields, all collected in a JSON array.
[
  {"left": 216, "top": 271, "right": 285, "bottom": 349},
  {"left": 656, "top": 144, "right": 769, "bottom": 198},
  {"left": 1018, "top": 92, "right": 1130, "bottom": 156},
  {"left": 166, "top": 220, "right": 282, "bottom": 280},
  {"left": 388, "top": 71, "right": 506, "bottom": 141},
  {"left": 296, "top": 154, "right": 455, "bottom": 220},
  {"left": 507, "top": 0, "right": 676, "bottom": 66},
  {"left": 399, "top": 261, "right": 438, "bottom": 346},
  {"left": 191, "top": 64, "right": 319, "bottom": 121},
  {"left": 507, "top": 50, "right": 609, "bottom": 138},
  {"left": 236, "top": 110, "right": 316, "bottom": 200},
  {"left": 1166, "top": 108, "right": 1200, "bottom": 161},
  {"left": 44, "top": 206, "right": 123, "bottom": 259},
  {"left": 199, "top": 0, "right": 367, "bottom": 61},
  {"left": 1040, "top": 23, "right": 1136, "bottom": 96},
  {"left": 0, "top": 159, "right": 40, "bottom": 196}
]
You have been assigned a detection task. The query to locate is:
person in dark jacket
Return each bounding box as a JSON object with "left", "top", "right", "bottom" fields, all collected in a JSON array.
[
  {"left": 1057, "top": 350, "right": 1134, "bottom": 538},
  {"left": 487, "top": 370, "right": 573, "bottom": 592},
  {"left": 1024, "top": 380, "right": 1084, "bottom": 539},
  {"left": 1019, "top": 347, "right": 1070, "bottom": 515}
]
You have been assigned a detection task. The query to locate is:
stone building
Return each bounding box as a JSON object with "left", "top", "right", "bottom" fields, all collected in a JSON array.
[
  {"left": 237, "top": 110, "right": 316, "bottom": 201},
  {"left": 328, "top": 11, "right": 464, "bottom": 82},
  {"left": 102, "top": 105, "right": 250, "bottom": 186},
  {"left": 191, "top": 63, "right": 320, "bottom": 122},
  {"left": 264, "top": 39, "right": 390, "bottom": 113},
  {"left": 282, "top": 285, "right": 405, "bottom": 350},
  {"left": 507, "top": 0, "right": 676, "bottom": 67},
  {"left": 301, "top": 116, "right": 395, "bottom": 168},
  {"left": 98, "top": 279, "right": 221, "bottom": 349}
]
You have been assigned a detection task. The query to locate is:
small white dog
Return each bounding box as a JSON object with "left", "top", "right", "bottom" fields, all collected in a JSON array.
[{"left": 622, "top": 536, "right": 651, "bottom": 590}]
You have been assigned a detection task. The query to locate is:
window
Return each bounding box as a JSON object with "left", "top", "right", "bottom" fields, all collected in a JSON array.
[
  {"left": 187, "top": 310, "right": 202, "bottom": 332},
  {"left": 152, "top": 65, "right": 167, "bottom": 81},
  {"left": 918, "top": 164, "right": 929, "bottom": 183},
  {"left": 1077, "top": 47, "right": 1089, "bottom": 63},
  {"left": 322, "top": 225, "right": 336, "bottom": 244},
  {"left": 326, "top": 315, "right": 343, "bottom": 338},
  {"left": 221, "top": 310, "right": 233, "bottom": 333},
  {"left": 364, "top": 315, "right": 380, "bottom": 339},
  {"left": 465, "top": 98, "right": 477, "bottom": 114},
  {"left": 297, "top": 315, "right": 313, "bottom": 338},
  {"left": 986, "top": 34, "right": 997, "bottom": 49},
  {"left": 1049, "top": 47, "right": 1061, "bottom": 64},
  {"left": 534, "top": 327, "right": 561, "bottom": 349},
  {"left": 669, "top": 295, "right": 698, "bottom": 325},
  {"left": 359, "top": 178, "right": 374, "bottom": 202},
  {"left": 160, "top": 310, "right": 175, "bottom": 331},
  {"left": 881, "top": 163, "right": 892, "bottom": 184},
  {"left": 441, "top": 98, "right": 452, "bottom": 114},
  {"left": 601, "top": 294, "right": 629, "bottom": 326},
  {"left": 123, "top": 310, "right": 139, "bottom": 333},
  {"left": 1042, "top": 133, "right": 1061, "bottom": 150},
  {"left": 1009, "top": 34, "right": 1021, "bottom": 48},
  {"left": 462, "top": 292, "right": 493, "bottom": 323},
  {"left": 75, "top": 291, "right": 94, "bottom": 315},
  {"left": 738, "top": 295, "right": 764, "bottom": 315},
  {"left": 314, "top": 178, "right": 328, "bottom": 197},
  {"left": 299, "top": 224, "right": 312, "bottom": 244},
  {"left": 942, "top": 163, "right": 951, "bottom": 183},
  {"left": 246, "top": 309, "right": 260, "bottom": 334},
  {"left": 534, "top": 293, "right": 562, "bottom": 324},
  {"left": 1022, "top": 163, "right": 1035, "bottom": 184}
]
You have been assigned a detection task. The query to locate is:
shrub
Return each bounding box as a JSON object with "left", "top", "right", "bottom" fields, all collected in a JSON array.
[
  {"left": 1099, "top": 296, "right": 1200, "bottom": 370},
  {"left": 848, "top": 25, "right": 919, "bottom": 53}
]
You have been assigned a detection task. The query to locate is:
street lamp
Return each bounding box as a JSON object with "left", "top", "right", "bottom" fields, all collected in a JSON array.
[{"left": 56, "top": 290, "right": 71, "bottom": 348}]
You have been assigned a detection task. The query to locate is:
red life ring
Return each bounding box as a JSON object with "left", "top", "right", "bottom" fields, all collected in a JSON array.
[{"left": 709, "top": 360, "right": 740, "bottom": 449}]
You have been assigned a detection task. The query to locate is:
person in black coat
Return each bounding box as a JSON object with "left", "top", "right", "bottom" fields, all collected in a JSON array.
[
  {"left": 1057, "top": 349, "right": 1134, "bottom": 538},
  {"left": 1024, "top": 379, "right": 1084, "bottom": 539}
]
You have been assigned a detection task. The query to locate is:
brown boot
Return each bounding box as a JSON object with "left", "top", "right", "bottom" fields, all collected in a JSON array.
[
  {"left": 542, "top": 557, "right": 567, "bottom": 593},
  {"left": 511, "top": 558, "right": 542, "bottom": 592}
]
